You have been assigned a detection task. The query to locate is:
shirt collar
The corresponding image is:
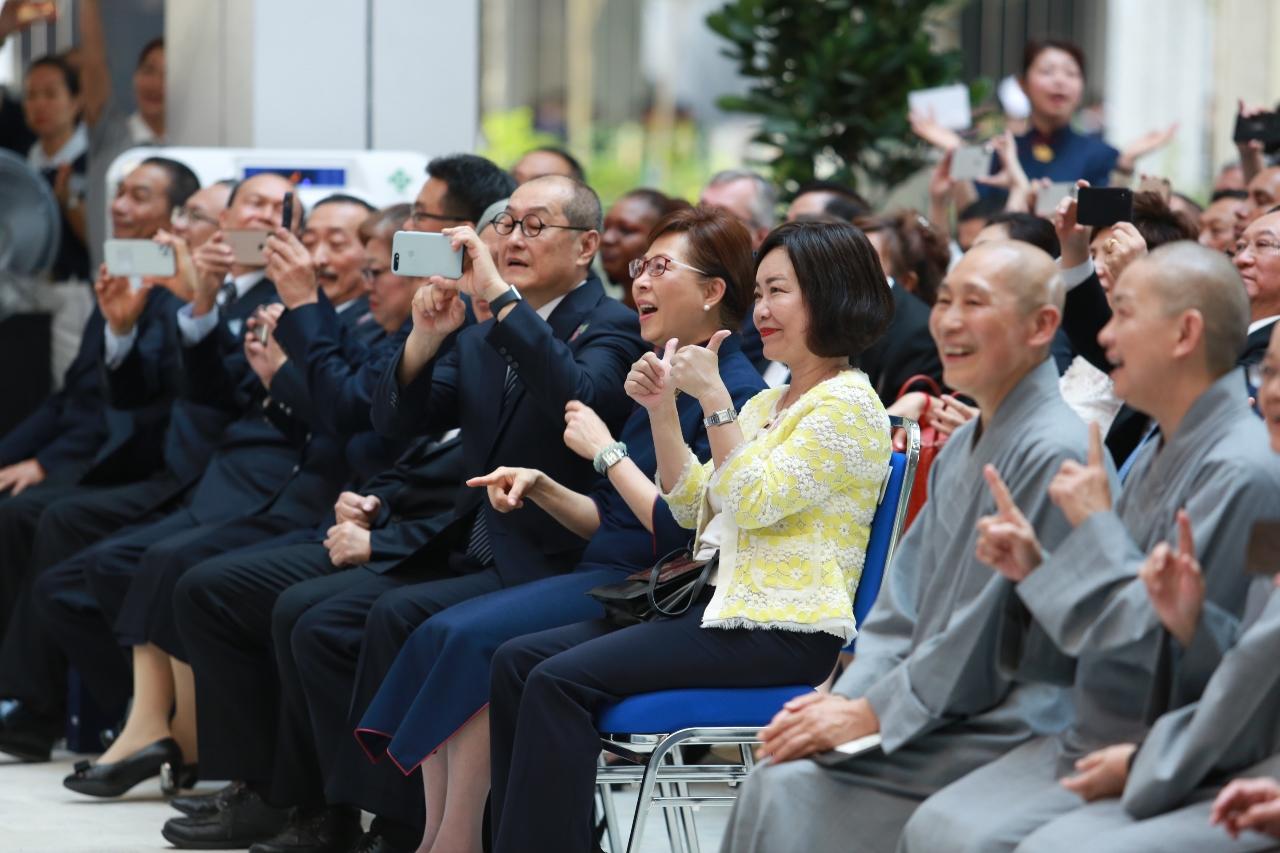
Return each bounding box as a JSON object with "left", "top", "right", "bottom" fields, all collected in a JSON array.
[
  {"left": 127, "top": 112, "right": 162, "bottom": 145},
  {"left": 1249, "top": 315, "right": 1280, "bottom": 336},
  {"left": 226, "top": 270, "right": 267, "bottom": 301},
  {"left": 333, "top": 297, "right": 358, "bottom": 314},
  {"left": 28, "top": 122, "right": 89, "bottom": 170},
  {"left": 534, "top": 278, "right": 587, "bottom": 321}
]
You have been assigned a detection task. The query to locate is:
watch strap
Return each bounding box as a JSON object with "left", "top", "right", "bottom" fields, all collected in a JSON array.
[
  {"left": 703, "top": 406, "right": 738, "bottom": 427},
  {"left": 488, "top": 286, "right": 522, "bottom": 315}
]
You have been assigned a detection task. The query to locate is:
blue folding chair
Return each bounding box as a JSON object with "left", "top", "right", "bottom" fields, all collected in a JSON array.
[{"left": 594, "top": 417, "right": 921, "bottom": 853}]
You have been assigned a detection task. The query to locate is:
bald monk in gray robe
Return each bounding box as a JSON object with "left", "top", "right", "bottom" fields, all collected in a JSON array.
[
  {"left": 719, "top": 242, "right": 1093, "bottom": 853},
  {"left": 902, "top": 243, "right": 1280, "bottom": 853},
  {"left": 1017, "top": 579, "right": 1280, "bottom": 852}
]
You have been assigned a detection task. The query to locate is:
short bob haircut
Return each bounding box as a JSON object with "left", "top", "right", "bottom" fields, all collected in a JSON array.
[
  {"left": 1022, "top": 39, "right": 1086, "bottom": 79},
  {"left": 755, "top": 220, "right": 894, "bottom": 362},
  {"left": 645, "top": 205, "right": 754, "bottom": 332}
]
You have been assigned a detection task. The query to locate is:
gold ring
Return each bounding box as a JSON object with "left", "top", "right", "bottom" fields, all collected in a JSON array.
[{"left": 1105, "top": 238, "right": 1119, "bottom": 253}]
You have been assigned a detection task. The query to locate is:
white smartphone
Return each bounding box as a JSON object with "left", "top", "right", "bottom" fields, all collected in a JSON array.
[
  {"left": 907, "top": 83, "right": 971, "bottom": 131},
  {"left": 949, "top": 144, "right": 991, "bottom": 181},
  {"left": 224, "top": 229, "right": 271, "bottom": 267},
  {"left": 391, "top": 231, "right": 463, "bottom": 279},
  {"left": 104, "top": 239, "right": 176, "bottom": 278},
  {"left": 1035, "top": 182, "right": 1077, "bottom": 217}
]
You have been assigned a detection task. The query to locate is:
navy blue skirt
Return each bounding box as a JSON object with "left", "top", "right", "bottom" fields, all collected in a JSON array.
[{"left": 354, "top": 562, "right": 628, "bottom": 773}]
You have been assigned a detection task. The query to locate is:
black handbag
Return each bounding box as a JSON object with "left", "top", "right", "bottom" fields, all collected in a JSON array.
[{"left": 587, "top": 547, "right": 718, "bottom": 626}]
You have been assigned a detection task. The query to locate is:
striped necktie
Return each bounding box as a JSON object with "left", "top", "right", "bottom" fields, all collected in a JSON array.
[{"left": 465, "top": 367, "right": 522, "bottom": 566}]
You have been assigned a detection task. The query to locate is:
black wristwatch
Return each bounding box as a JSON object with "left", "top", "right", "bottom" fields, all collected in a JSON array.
[{"left": 488, "top": 286, "right": 522, "bottom": 316}]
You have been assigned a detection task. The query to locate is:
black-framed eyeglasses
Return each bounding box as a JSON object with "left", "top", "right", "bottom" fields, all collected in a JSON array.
[
  {"left": 492, "top": 211, "right": 592, "bottom": 239},
  {"left": 628, "top": 255, "right": 709, "bottom": 279},
  {"left": 410, "top": 209, "right": 466, "bottom": 227}
]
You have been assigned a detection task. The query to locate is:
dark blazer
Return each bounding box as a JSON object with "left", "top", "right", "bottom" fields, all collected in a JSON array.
[
  {"left": 0, "top": 309, "right": 107, "bottom": 478},
  {"left": 859, "top": 283, "right": 943, "bottom": 405},
  {"left": 372, "top": 276, "right": 648, "bottom": 584},
  {"left": 1242, "top": 320, "right": 1276, "bottom": 368}
]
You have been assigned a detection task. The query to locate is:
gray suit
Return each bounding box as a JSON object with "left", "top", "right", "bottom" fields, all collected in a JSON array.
[
  {"left": 720, "top": 359, "right": 1088, "bottom": 853},
  {"left": 901, "top": 369, "right": 1280, "bottom": 853},
  {"left": 1015, "top": 581, "right": 1280, "bottom": 851}
]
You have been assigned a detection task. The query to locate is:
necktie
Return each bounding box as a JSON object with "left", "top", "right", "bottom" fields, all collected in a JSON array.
[
  {"left": 465, "top": 367, "right": 522, "bottom": 566},
  {"left": 217, "top": 278, "right": 238, "bottom": 308}
]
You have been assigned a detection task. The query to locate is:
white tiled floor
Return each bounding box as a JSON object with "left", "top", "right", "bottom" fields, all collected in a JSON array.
[{"left": 0, "top": 751, "right": 731, "bottom": 852}]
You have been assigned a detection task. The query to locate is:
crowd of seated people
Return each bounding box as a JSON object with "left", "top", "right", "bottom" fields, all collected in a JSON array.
[{"left": 2, "top": 18, "right": 1280, "bottom": 853}]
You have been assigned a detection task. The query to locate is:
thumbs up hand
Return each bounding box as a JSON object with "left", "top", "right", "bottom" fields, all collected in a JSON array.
[
  {"left": 1048, "top": 422, "right": 1113, "bottom": 527},
  {"left": 975, "top": 464, "right": 1044, "bottom": 581},
  {"left": 670, "top": 329, "right": 731, "bottom": 402},
  {"left": 625, "top": 338, "right": 677, "bottom": 412},
  {"left": 1138, "top": 509, "right": 1205, "bottom": 648}
]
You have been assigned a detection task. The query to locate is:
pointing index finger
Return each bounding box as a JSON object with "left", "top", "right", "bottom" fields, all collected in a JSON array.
[
  {"left": 1176, "top": 509, "right": 1195, "bottom": 557},
  {"left": 983, "top": 464, "right": 1017, "bottom": 517},
  {"left": 1087, "top": 422, "right": 1105, "bottom": 469}
]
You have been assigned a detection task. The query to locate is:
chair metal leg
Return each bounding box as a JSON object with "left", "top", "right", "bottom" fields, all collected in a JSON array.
[
  {"left": 669, "top": 745, "right": 701, "bottom": 853},
  {"left": 658, "top": 774, "right": 688, "bottom": 853},
  {"left": 597, "top": 754, "right": 623, "bottom": 853}
]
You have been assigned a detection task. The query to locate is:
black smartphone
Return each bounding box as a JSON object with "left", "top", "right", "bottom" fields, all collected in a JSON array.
[
  {"left": 1076, "top": 187, "right": 1134, "bottom": 228},
  {"left": 1234, "top": 111, "right": 1280, "bottom": 145},
  {"left": 281, "top": 191, "right": 294, "bottom": 232}
]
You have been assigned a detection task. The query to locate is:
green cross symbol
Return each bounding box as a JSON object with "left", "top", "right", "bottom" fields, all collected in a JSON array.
[{"left": 388, "top": 168, "right": 412, "bottom": 194}]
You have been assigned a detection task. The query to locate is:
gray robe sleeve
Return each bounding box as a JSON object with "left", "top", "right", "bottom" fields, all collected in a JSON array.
[
  {"left": 859, "top": 444, "right": 1081, "bottom": 752},
  {"left": 1017, "top": 461, "right": 1268, "bottom": 677},
  {"left": 1123, "top": 584, "right": 1280, "bottom": 819}
]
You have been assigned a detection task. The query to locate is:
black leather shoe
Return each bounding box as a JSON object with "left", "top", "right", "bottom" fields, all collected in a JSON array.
[
  {"left": 172, "top": 781, "right": 242, "bottom": 818},
  {"left": 161, "top": 784, "right": 288, "bottom": 849},
  {"left": 348, "top": 831, "right": 414, "bottom": 853},
  {"left": 0, "top": 699, "right": 61, "bottom": 762},
  {"left": 62, "top": 736, "right": 183, "bottom": 798},
  {"left": 248, "top": 805, "right": 362, "bottom": 853},
  {"left": 160, "top": 760, "right": 201, "bottom": 795}
]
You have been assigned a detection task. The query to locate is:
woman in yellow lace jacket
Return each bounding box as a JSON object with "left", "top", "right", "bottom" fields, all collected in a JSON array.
[{"left": 487, "top": 220, "right": 895, "bottom": 853}]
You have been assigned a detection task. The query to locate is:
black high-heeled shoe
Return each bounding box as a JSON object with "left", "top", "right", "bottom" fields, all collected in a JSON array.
[
  {"left": 159, "top": 759, "right": 199, "bottom": 795},
  {"left": 62, "top": 736, "right": 184, "bottom": 798}
]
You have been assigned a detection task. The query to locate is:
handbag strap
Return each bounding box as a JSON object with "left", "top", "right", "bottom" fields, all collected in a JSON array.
[
  {"left": 647, "top": 552, "right": 718, "bottom": 618},
  {"left": 895, "top": 373, "right": 942, "bottom": 401}
]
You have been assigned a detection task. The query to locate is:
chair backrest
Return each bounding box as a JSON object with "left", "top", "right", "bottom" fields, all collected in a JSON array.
[{"left": 851, "top": 416, "right": 920, "bottom": 629}]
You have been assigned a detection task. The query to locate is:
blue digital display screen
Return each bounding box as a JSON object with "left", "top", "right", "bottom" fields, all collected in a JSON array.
[{"left": 242, "top": 167, "right": 348, "bottom": 186}]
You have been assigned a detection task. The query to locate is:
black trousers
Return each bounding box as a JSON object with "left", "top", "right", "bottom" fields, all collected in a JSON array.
[
  {"left": 487, "top": 599, "right": 844, "bottom": 853},
  {"left": 272, "top": 554, "right": 501, "bottom": 825},
  {"left": 0, "top": 482, "right": 82, "bottom": 632},
  {"left": 174, "top": 540, "right": 369, "bottom": 787},
  {"left": 0, "top": 474, "right": 180, "bottom": 716}
]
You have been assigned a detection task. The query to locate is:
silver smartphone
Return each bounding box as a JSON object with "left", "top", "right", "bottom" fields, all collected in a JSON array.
[
  {"left": 104, "top": 239, "right": 176, "bottom": 277},
  {"left": 224, "top": 228, "right": 271, "bottom": 267},
  {"left": 949, "top": 144, "right": 991, "bottom": 181},
  {"left": 1035, "top": 182, "right": 1077, "bottom": 217},
  {"left": 391, "top": 231, "right": 463, "bottom": 279}
]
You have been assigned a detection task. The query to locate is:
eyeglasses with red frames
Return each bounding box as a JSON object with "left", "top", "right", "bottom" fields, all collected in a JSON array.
[{"left": 628, "top": 255, "right": 710, "bottom": 279}]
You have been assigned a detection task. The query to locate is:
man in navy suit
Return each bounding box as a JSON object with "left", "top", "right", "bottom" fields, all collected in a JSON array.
[
  {"left": 164, "top": 174, "right": 647, "bottom": 852},
  {"left": 0, "top": 171, "right": 298, "bottom": 761}
]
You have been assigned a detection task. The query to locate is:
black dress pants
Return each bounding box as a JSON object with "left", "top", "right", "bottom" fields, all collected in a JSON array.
[
  {"left": 173, "top": 540, "right": 386, "bottom": 787},
  {"left": 0, "top": 482, "right": 82, "bottom": 632},
  {"left": 272, "top": 554, "right": 501, "bottom": 823},
  {"left": 0, "top": 474, "right": 181, "bottom": 716},
  {"left": 487, "top": 597, "right": 844, "bottom": 853}
]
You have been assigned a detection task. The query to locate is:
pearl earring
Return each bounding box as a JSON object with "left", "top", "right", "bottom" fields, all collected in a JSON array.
[{"left": 702, "top": 304, "right": 711, "bottom": 312}]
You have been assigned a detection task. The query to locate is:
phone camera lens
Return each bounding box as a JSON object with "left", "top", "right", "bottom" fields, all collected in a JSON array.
[{"left": 393, "top": 253, "right": 399, "bottom": 271}]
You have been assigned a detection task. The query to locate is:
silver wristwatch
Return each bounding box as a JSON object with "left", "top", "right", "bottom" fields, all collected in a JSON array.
[
  {"left": 703, "top": 406, "right": 738, "bottom": 428},
  {"left": 593, "top": 441, "right": 629, "bottom": 475}
]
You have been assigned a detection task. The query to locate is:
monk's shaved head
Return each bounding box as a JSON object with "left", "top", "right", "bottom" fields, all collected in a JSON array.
[
  {"left": 1126, "top": 242, "right": 1249, "bottom": 375},
  {"left": 961, "top": 240, "right": 1065, "bottom": 315}
]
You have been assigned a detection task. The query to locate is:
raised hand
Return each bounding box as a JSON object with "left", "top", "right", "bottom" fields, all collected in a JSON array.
[
  {"left": 975, "top": 464, "right": 1043, "bottom": 581},
  {"left": 192, "top": 232, "right": 235, "bottom": 316},
  {"left": 243, "top": 304, "right": 287, "bottom": 389},
  {"left": 0, "top": 0, "right": 58, "bottom": 39},
  {"left": 625, "top": 338, "right": 677, "bottom": 411},
  {"left": 409, "top": 282, "right": 467, "bottom": 339},
  {"left": 1237, "top": 100, "right": 1268, "bottom": 182},
  {"left": 432, "top": 225, "right": 507, "bottom": 304},
  {"left": 1098, "top": 222, "right": 1148, "bottom": 285},
  {"left": 1212, "top": 777, "right": 1280, "bottom": 839},
  {"left": 563, "top": 401, "right": 615, "bottom": 462},
  {"left": 94, "top": 263, "right": 151, "bottom": 336},
  {"left": 151, "top": 230, "right": 197, "bottom": 301},
  {"left": 334, "top": 492, "right": 382, "bottom": 529},
  {"left": 1048, "top": 422, "right": 1112, "bottom": 527},
  {"left": 669, "top": 329, "right": 731, "bottom": 402},
  {"left": 1118, "top": 123, "right": 1178, "bottom": 172},
  {"left": 1060, "top": 743, "right": 1137, "bottom": 802},
  {"left": 1138, "top": 509, "right": 1204, "bottom": 648},
  {"left": 466, "top": 467, "right": 543, "bottom": 512},
  {"left": 264, "top": 227, "right": 319, "bottom": 308},
  {"left": 1053, "top": 180, "right": 1092, "bottom": 269},
  {"left": 908, "top": 109, "right": 963, "bottom": 152}
]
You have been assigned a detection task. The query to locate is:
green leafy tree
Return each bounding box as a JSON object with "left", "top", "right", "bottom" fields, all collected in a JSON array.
[{"left": 707, "top": 0, "right": 974, "bottom": 196}]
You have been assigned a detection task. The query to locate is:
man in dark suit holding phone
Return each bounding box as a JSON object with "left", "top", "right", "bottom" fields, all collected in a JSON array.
[{"left": 163, "top": 173, "right": 646, "bottom": 852}]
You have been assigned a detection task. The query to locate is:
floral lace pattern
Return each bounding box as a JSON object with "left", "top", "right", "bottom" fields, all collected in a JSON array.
[{"left": 661, "top": 370, "right": 891, "bottom": 640}]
